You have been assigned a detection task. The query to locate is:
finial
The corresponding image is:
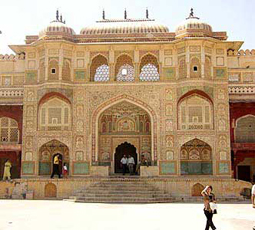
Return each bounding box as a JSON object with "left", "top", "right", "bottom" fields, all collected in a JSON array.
[
  {"left": 60, "top": 14, "right": 63, "bottom": 22},
  {"left": 124, "top": 8, "right": 127, "bottom": 19},
  {"left": 56, "top": 9, "right": 59, "bottom": 21},
  {"left": 190, "top": 8, "right": 194, "bottom": 17},
  {"left": 102, "top": 9, "right": 105, "bottom": 20},
  {"left": 186, "top": 8, "right": 199, "bottom": 20},
  {"left": 146, "top": 8, "right": 149, "bottom": 19}
]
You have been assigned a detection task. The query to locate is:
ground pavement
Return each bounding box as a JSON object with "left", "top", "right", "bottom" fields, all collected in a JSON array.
[{"left": 0, "top": 200, "right": 254, "bottom": 230}]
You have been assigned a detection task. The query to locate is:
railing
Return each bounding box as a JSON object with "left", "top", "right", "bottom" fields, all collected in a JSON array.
[{"left": 0, "top": 89, "right": 24, "bottom": 97}]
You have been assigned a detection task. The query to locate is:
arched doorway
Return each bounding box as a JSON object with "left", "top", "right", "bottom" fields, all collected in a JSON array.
[
  {"left": 114, "top": 142, "right": 137, "bottom": 174},
  {"left": 97, "top": 101, "right": 152, "bottom": 172},
  {"left": 39, "top": 140, "right": 69, "bottom": 176}
]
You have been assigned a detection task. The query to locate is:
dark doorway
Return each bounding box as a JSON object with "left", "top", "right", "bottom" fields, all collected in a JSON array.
[
  {"left": 52, "top": 153, "right": 63, "bottom": 175},
  {"left": 0, "top": 151, "right": 21, "bottom": 180},
  {"left": 114, "top": 142, "right": 137, "bottom": 174},
  {"left": 238, "top": 165, "right": 251, "bottom": 182}
]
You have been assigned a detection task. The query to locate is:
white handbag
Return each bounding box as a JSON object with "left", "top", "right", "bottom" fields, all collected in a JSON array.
[{"left": 210, "top": 202, "right": 218, "bottom": 212}]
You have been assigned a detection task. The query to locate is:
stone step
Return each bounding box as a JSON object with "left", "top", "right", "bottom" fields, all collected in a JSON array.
[
  {"left": 88, "top": 185, "right": 157, "bottom": 190},
  {"left": 72, "top": 193, "right": 171, "bottom": 198},
  {"left": 74, "top": 197, "right": 176, "bottom": 203},
  {"left": 74, "top": 190, "right": 166, "bottom": 195}
]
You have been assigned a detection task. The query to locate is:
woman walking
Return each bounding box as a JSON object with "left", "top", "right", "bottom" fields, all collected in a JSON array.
[{"left": 201, "top": 185, "right": 217, "bottom": 230}]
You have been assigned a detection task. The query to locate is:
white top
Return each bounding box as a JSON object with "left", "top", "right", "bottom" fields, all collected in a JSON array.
[
  {"left": 63, "top": 165, "right": 68, "bottom": 171},
  {"left": 252, "top": 185, "right": 255, "bottom": 195},
  {"left": 127, "top": 157, "right": 135, "bottom": 165},
  {"left": 120, "top": 157, "right": 128, "bottom": 165}
]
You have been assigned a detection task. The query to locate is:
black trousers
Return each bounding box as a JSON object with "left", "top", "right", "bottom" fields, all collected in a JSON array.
[
  {"left": 51, "top": 164, "right": 61, "bottom": 178},
  {"left": 204, "top": 209, "right": 216, "bottom": 230},
  {"left": 122, "top": 164, "right": 127, "bottom": 175}
]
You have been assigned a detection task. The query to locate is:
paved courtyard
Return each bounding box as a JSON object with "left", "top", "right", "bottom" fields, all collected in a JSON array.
[{"left": 0, "top": 200, "right": 254, "bottom": 230}]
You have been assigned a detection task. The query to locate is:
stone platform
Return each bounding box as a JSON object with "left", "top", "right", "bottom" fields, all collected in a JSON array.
[{"left": 0, "top": 177, "right": 252, "bottom": 203}]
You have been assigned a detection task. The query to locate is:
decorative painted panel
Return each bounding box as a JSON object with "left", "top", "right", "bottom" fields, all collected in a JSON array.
[
  {"left": 39, "top": 162, "right": 51, "bottom": 175},
  {"left": 181, "top": 162, "right": 212, "bottom": 175},
  {"left": 75, "top": 71, "right": 85, "bottom": 80},
  {"left": 73, "top": 162, "right": 89, "bottom": 175},
  {"left": 218, "top": 162, "right": 229, "bottom": 174},
  {"left": 160, "top": 161, "right": 176, "bottom": 175},
  {"left": 22, "top": 162, "right": 34, "bottom": 175}
]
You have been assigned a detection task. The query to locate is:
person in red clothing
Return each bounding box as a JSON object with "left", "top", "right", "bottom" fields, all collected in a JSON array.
[{"left": 62, "top": 163, "right": 68, "bottom": 178}]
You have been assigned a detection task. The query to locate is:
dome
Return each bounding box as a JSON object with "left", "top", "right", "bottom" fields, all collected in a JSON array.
[
  {"left": 39, "top": 11, "right": 75, "bottom": 39},
  {"left": 175, "top": 9, "right": 213, "bottom": 38},
  {"left": 80, "top": 19, "right": 169, "bottom": 35}
]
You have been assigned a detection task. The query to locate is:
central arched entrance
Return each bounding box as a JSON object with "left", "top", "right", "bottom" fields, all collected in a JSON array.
[
  {"left": 97, "top": 100, "right": 152, "bottom": 174},
  {"left": 114, "top": 142, "right": 137, "bottom": 173}
]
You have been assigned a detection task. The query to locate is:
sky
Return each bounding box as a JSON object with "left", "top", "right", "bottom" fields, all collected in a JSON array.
[{"left": 0, "top": 0, "right": 254, "bottom": 54}]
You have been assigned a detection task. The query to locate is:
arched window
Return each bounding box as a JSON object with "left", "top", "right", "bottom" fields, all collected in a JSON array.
[
  {"left": 62, "top": 59, "right": 71, "bottom": 81},
  {"left": 236, "top": 115, "right": 255, "bottom": 143},
  {"left": 39, "top": 97, "right": 71, "bottom": 131},
  {"left": 181, "top": 139, "right": 212, "bottom": 175},
  {"left": 139, "top": 54, "right": 160, "bottom": 81},
  {"left": 0, "top": 117, "right": 19, "bottom": 143},
  {"left": 48, "top": 59, "right": 59, "bottom": 81},
  {"left": 178, "top": 94, "right": 213, "bottom": 130},
  {"left": 115, "top": 55, "right": 134, "bottom": 82},
  {"left": 39, "top": 59, "right": 45, "bottom": 83},
  {"left": 90, "top": 55, "right": 109, "bottom": 82},
  {"left": 205, "top": 56, "right": 212, "bottom": 79},
  {"left": 190, "top": 57, "right": 201, "bottom": 78},
  {"left": 178, "top": 57, "right": 187, "bottom": 79}
]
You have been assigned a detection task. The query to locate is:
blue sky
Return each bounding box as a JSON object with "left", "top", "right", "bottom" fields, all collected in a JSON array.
[{"left": 0, "top": 0, "right": 254, "bottom": 54}]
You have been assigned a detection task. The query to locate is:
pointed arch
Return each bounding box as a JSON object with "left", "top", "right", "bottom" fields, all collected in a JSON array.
[
  {"left": 180, "top": 138, "right": 213, "bottom": 175},
  {"left": 92, "top": 95, "right": 158, "bottom": 162},
  {"left": 139, "top": 54, "right": 159, "bottom": 81},
  {"left": 90, "top": 54, "right": 109, "bottom": 82},
  {"left": 115, "top": 54, "right": 134, "bottom": 81},
  {"left": 178, "top": 90, "right": 213, "bottom": 130},
  {"left": 235, "top": 114, "right": 255, "bottom": 143}
]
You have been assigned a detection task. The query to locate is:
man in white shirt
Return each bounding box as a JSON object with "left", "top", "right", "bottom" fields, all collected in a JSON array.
[
  {"left": 127, "top": 155, "right": 135, "bottom": 175},
  {"left": 120, "top": 155, "right": 128, "bottom": 175}
]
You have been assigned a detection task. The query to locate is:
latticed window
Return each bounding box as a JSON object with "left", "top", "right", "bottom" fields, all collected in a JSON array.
[
  {"left": 39, "top": 97, "right": 71, "bottom": 131},
  {"left": 116, "top": 64, "right": 135, "bottom": 81},
  {"left": 0, "top": 117, "right": 19, "bottom": 143},
  {"left": 139, "top": 54, "right": 160, "bottom": 81},
  {"left": 236, "top": 115, "right": 255, "bottom": 143},
  {"left": 90, "top": 55, "right": 109, "bottom": 82},
  {"left": 94, "top": 65, "right": 109, "bottom": 82},
  {"left": 178, "top": 95, "right": 213, "bottom": 130},
  {"left": 115, "top": 55, "right": 134, "bottom": 82}
]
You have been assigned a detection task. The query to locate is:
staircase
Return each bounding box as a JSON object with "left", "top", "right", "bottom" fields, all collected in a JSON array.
[{"left": 69, "top": 178, "right": 175, "bottom": 203}]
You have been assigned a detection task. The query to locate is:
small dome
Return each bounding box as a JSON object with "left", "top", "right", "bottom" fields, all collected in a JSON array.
[
  {"left": 80, "top": 19, "right": 169, "bottom": 35},
  {"left": 39, "top": 11, "right": 75, "bottom": 39},
  {"left": 175, "top": 9, "right": 212, "bottom": 38}
]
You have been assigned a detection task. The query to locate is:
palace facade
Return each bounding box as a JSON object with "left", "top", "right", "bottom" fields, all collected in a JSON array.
[{"left": 0, "top": 9, "right": 254, "bottom": 200}]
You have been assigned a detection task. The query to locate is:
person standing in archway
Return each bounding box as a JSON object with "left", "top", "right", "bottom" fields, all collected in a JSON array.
[
  {"left": 127, "top": 155, "right": 135, "bottom": 175},
  {"left": 120, "top": 155, "right": 128, "bottom": 175},
  {"left": 51, "top": 154, "right": 61, "bottom": 179},
  {"left": 3, "top": 159, "right": 12, "bottom": 181}
]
